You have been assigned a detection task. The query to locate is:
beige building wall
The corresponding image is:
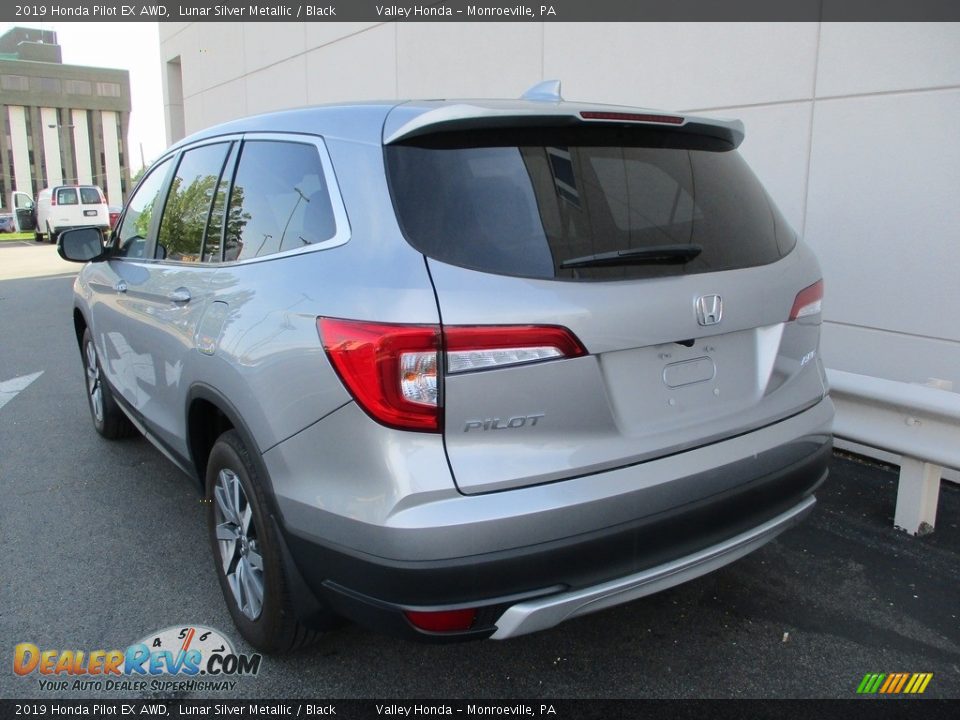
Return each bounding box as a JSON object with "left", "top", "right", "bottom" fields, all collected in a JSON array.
[{"left": 159, "top": 22, "right": 960, "bottom": 396}]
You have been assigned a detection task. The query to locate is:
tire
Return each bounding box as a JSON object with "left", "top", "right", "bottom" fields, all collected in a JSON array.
[
  {"left": 80, "top": 328, "right": 135, "bottom": 439},
  {"left": 47, "top": 223, "right": 57, "bottom": 244},
  {"left": 34, "top": 231, "right": 43, "bottom": 242},
  {"left": 205, "top": 429, "right": 321, "bottom": 654}
]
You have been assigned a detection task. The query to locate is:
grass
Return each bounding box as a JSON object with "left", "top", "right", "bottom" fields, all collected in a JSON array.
[{"left": 0, "top": 232, "right": 38, "bottom": 242}]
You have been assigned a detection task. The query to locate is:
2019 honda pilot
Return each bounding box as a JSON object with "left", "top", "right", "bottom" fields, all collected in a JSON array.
[{"left": 58, "top": 83, "right": 833, "bottom": 653}]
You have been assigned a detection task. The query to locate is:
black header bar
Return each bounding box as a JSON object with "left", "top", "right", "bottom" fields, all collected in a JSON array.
[{"left": 3, "top": 1, "right": 960, "bottom": 23}]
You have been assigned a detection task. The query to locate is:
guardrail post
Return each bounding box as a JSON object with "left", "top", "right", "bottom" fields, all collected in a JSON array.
[
  {"left": 826, "top": 371, "right": 958, "bottom": 537},
  {"left": 894, "top": 457, "right": 941, "bottom": 536}
]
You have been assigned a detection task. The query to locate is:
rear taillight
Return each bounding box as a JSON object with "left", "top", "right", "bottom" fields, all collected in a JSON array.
[
  {"left": 318, "top": 318, "right": 440, "bottom": 432},
  {"left": 51, "top": 194, "right": 57, "bottom": 206},
  {"left": 317, "top": 319, "right": 587, "bottom": 432},
  {"left": 789, "top": 279, "right": 824, "bottom": 321},
  {"left": 445, "top": 325, "right": 587, "bottom": 374}
]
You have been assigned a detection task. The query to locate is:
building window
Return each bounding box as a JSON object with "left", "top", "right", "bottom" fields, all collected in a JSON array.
[
  {"left": 1, "top": 75, "right": 29, "bottom": 91},
  {"left": 31, "top": 77, "right": 62, "bottom": 94},
  {"left": 63, "top": 79, "right": 92, "bottom": 95},
  {"left": 96, "top": 82, "right": 121, "bottom": 98}
]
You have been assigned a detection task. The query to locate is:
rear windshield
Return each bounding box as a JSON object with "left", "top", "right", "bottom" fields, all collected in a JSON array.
[
  {"left": 55, "top": 187, "right": 102, "bottom": 205},
  {"left": 386, "top": 127, "right": 796, "bottom": 281},
  {"left": 79, "top": 187, "right": 102, "bottom": 204},
  {"left": 56, "top": 188, "right": 78, "bottom": 205}
]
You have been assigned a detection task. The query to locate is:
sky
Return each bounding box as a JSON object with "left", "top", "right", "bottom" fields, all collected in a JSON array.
[{"left": 0, "top": 21, "right": 166, "bottom": 170}]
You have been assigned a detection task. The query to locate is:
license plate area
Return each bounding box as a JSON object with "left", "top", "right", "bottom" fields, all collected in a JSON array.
[
  {"left": 83, "top": 209, "right": 98, "bottom": 217},
  {"left": 663, "top": 356, "right": 716, "bottom": 388}
]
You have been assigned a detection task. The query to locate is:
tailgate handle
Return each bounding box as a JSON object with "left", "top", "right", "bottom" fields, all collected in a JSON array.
[{"left": 169, "top": 287, "right": 191, "bottom": 304}]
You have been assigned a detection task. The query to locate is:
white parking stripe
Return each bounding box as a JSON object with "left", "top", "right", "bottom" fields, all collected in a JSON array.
[{"left": 0, "top": 371, "right": 43, "bottom": 412}]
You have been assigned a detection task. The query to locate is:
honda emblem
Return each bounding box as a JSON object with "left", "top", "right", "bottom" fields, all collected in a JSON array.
[{"left": 696, "top": 295, "right": 723, "bottom": 326}]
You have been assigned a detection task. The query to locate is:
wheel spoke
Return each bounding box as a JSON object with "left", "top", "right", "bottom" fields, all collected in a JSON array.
[
  {"left": 232, "top": 474, "right": 242, "bottom": 525},
  {"left": 246, "top": 545, "right": 264, "bottom": 571},
  {"left": 228, "top": 567, "right": 244, "bottom": 611},
  {"left": 84, "top": 341, "right": 104, "bottom": 423},
  {"left": 238, "top": 556, "right": 264, "bottom": 619},
  {"left": 215, "top": 471, "right": 241, "bottom": 526},
  {"left": 219, "top": 537, "right": 238, "bottom": 570},
  {"left": 216, "top": 522, "right": 239, "bottom": 542},
  {"left": 214, "top": 464, "right": 264, "bottom": 621},
  {"left": 85, "top": 341, "right": 97, "bottom": 371}
]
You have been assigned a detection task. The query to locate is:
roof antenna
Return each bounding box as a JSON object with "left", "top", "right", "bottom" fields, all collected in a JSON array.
[{"left": 521, "top": 80, "right": 563, "bottom": 102}]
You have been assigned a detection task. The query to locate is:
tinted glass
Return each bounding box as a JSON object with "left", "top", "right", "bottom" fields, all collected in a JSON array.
[
  {"left": 157, "top": 143, "right": 230, "bottom": 263},
  {"left": 57, "top": 188, "right": 78, "bottom": 205},
  {"left": 203, "top": 144, "right": 239, "bottom": 263},
  {"left": 115, "top": 157, "right": 172, "bottom": 259},
  {"left": 225, "top": 141, "right": 335, "bottom": 262},
  {"left": 386, "top": 128, "right": 796, "bottom": 281},
  {"left": 79, "top": 187, "right": 102, "bottom": 204}
]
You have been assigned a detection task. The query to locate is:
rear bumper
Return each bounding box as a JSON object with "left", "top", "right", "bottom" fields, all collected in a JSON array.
[
  {"left": 490, "top": 495, "right": 815, "bottom": 639},
  {"left": 277, "top": 399, "right": 833, "bottom": 640}
]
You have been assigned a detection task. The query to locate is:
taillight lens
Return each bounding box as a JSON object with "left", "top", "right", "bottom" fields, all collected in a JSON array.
[
  {"left": 789, "top": 279, "right": 824, "bottom": 321},
  {"left": 445, "top": 325, "right": 587, "bottom": 374},
  {"left": 317, "top": 319, "right": 587, "bottom": 432},
  {"left": 318, "top": 318, "right": 440, "bottom": 432}
]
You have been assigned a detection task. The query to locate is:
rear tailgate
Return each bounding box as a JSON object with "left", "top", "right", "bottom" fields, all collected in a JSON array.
[
  {"left": 385, "top": 113, "right": 826, "bottom": 495},
  {"left": 428, "top": 255, "right": 825, "bottom": 494}
]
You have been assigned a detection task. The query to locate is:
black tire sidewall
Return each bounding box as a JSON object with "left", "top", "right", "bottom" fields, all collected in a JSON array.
[
  {"left": 205, "top": 430, "right": 292, "bottom": 653},
  {"left": 80, "top": 328, "right": 131, "bottom": 439},
  {"left": 81, "top": 328, "right": 108, "bottom": 435}
]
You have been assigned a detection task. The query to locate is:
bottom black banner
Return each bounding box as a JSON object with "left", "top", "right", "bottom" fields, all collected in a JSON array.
[{"left": 2, "top": 699, "right": 959, "bottom": 720}]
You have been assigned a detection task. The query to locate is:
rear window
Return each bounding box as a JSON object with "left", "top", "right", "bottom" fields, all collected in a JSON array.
[
  {"left": 386, "top": 126, "right": 796, "bottom": 281},
  {"left": 79, "top": 187, "right": 102, "bottom": 204},
  {"left": 56, "top": 188, "right": 78, "bottom": 205}
]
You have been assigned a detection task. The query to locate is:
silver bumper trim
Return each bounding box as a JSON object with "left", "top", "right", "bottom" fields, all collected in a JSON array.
[{"left": 490, "top": 495, "right": 816, "bottom": 639}]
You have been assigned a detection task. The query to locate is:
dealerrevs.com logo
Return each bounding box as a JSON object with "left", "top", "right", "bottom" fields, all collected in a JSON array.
[{"left": 13, "top": 625, "right": 262, "bottom": 693}]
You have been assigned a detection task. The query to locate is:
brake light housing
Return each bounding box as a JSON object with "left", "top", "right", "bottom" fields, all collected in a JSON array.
[
  {"left": 317, "top": 319, "right": 587, "bottom": 433},
  {"left": 580, "top": 111, "right": 684, "bottom": 125},
  {"left": 789, "top": 280, "right": 824, "bottom": 321}
]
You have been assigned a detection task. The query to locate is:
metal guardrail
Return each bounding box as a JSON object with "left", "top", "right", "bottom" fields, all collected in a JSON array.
[{"left": 827, "top": 369, "right": 960, "bottom": 535}]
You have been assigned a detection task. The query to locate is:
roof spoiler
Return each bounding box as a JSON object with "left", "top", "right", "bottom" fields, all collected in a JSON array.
[{"left": 384, "top": 84, "right": 745, "bottom": 148}]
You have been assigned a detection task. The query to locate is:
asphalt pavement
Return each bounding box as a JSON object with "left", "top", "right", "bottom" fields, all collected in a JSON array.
[{"left": 0, "top": 243, "right": 957, "bottom": 700}]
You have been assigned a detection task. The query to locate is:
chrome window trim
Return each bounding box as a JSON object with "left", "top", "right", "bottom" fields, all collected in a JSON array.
[
  {"left": 211, "top": 132, "right": 351, "bottom": 267},
  {"left": 140, "top": 132, "right": 352, "bottom": 267}
]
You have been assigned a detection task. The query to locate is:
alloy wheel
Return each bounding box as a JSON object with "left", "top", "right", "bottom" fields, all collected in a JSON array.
[
  {"left": 214, "top": 468, "right": 264, "bottom": 620},
  {"left": 84, "top": 340, "right": 104, "bottom": 424}
]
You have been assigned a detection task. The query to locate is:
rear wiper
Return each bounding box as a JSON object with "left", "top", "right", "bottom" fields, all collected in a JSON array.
[{"left": 560, "top": 244, "right": 702, "bottom": 269}]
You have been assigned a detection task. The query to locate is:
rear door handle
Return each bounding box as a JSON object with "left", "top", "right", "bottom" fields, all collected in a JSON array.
[
  {"left": 115, "top": 281, "right": 127, "bottom": 293},
  {"left": 169, "top": 287, "right": 191, "bottom": 304}
]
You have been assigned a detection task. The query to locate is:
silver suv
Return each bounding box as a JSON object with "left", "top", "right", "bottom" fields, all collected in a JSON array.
[{"left": 59, "top": 84, "right": 833, "bottom": 653}]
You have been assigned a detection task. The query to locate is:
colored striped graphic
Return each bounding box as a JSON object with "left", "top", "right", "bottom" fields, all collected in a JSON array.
[{"left": 857, "top": 672, "right": 933, "bottom": 694}]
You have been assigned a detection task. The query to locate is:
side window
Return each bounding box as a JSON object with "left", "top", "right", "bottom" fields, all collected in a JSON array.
[
  {"left": 225, "top": 140, "right": 335, "bottom": 262},
  {"left": 115, "top": 157, "right": 172, "bottom": 259},
  {"left": 156, "top": 143, "right": 231, "bottom": 263},
  {"left": 57, "top": 188, "right": 78, "bottom": 205}
]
